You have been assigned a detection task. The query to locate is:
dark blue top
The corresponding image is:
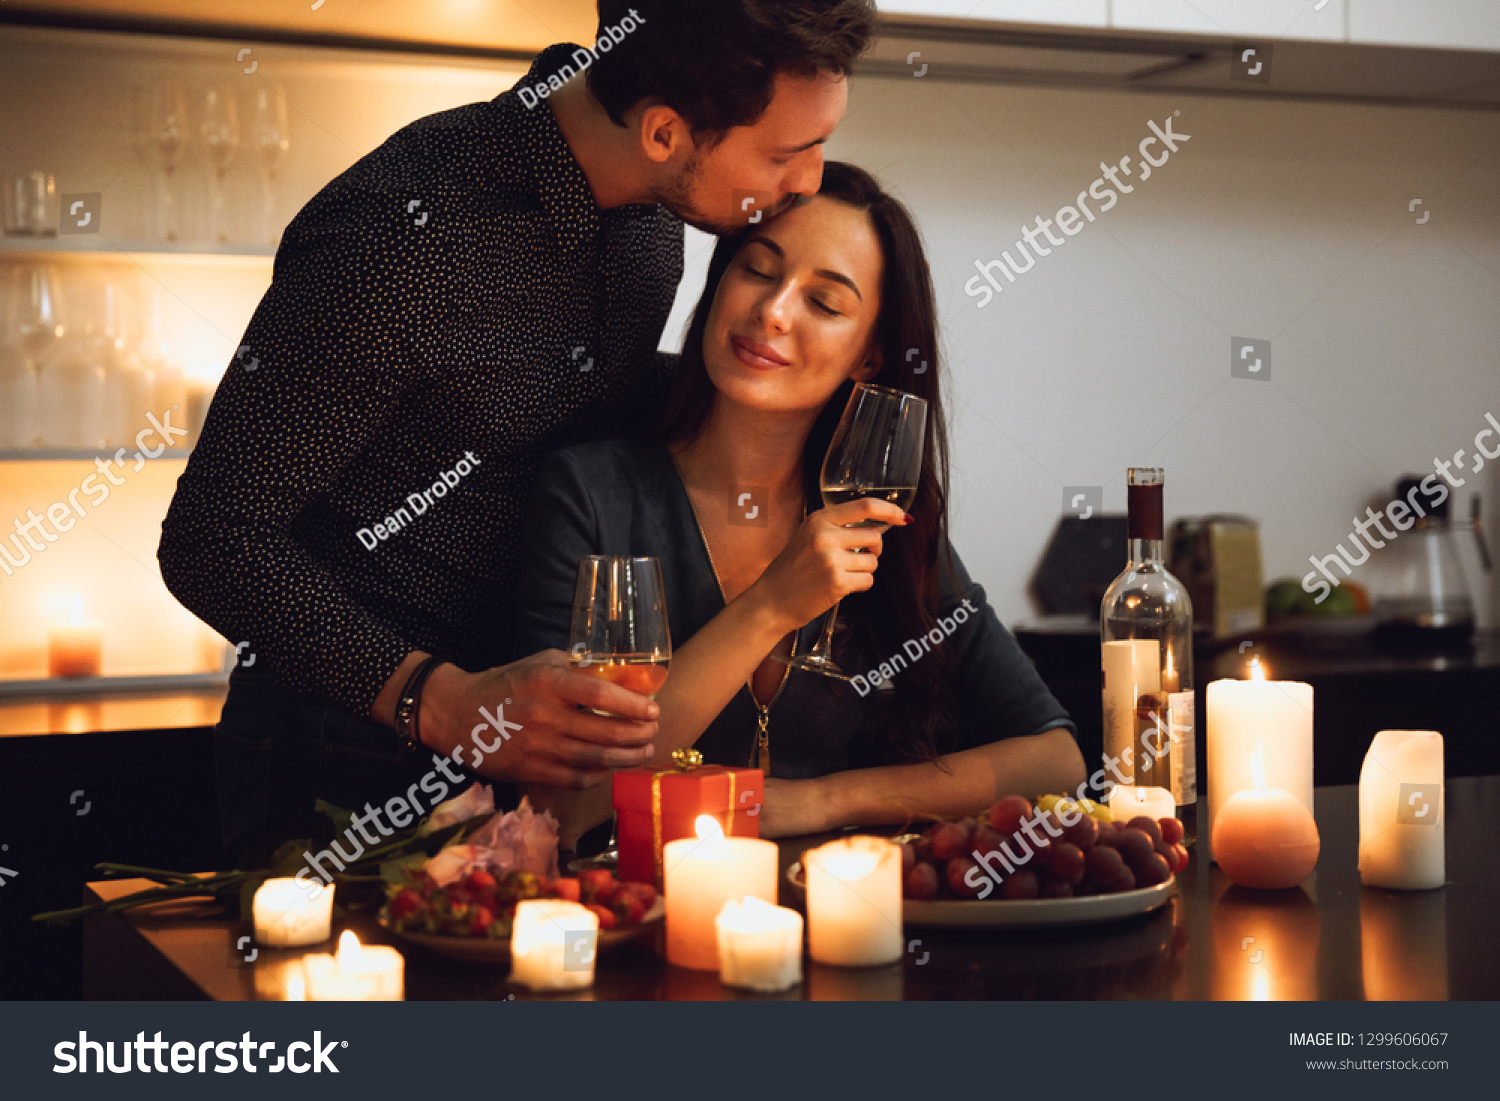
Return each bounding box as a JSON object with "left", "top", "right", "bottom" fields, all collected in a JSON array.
[{"left": 511, "top": 439, "right": 1075, "bottom": 779}]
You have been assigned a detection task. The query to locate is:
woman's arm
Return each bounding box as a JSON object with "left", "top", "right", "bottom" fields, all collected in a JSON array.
[{"left": 758, "top": 725, "right": 1086, "bottom": 838}]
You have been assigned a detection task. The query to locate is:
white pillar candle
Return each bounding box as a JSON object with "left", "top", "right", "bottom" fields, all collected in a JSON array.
[
  {"left": 304, "top": 931, "right": 404, "bottom": 1000},
  {"left": 510, "top": 899, "right": 600, "bottom": 990},
  {"left": 664, "top": 815, "right": 778, "bottom": 971},
  {"left": 1109, "top": 785, "right": 1176, "bottom": 823},
  {"left": 805, "top": 836, "right": 902, "bottom": 967},
  {"left": 253, "top": 877, "right": 334, "bottom": 947},
  {"left": 716, "top": 896, "right": 803, "bottom": 993},
  {"left": 1102, "top": 639, "right": 1161, "bottom": 782},
  {"left": 1206, "top": 658, "right": 1314, "bottom": 859},
  {"left": 1359, "top": 730, "right": 1445, "bottom": 890}
]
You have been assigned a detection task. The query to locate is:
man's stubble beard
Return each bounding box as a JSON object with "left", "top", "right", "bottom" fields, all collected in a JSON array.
[{"left": 651, "top": 148, "right": 744, "bottom": 236}]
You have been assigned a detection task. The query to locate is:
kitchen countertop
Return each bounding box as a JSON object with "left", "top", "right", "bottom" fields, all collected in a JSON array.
[{"left": 0, "top": 687, "right": 228, "bottom": 737}]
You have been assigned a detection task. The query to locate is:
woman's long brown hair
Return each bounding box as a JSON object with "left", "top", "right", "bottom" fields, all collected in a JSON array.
[{"left": 653, "top": 161, "right": 958, "bottom": 761}]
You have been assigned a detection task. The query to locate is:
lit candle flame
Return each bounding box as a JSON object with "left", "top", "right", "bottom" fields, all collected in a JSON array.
[
  {"left": 1250, "top": 746, "right": 1266, "bottom": 792},
  {"left": 1165, "top": 650, "right": 1174, "bottom": 679},
  {"left": 694, "top": 814, "right": 727, "bottom": 858},
  {"left": 285, "top": 972, "right": 305, "bottom": 1001},
  {"left": 68, "top": 593, "right": 84, "bottom": 626},
  {"left": 1248, "top": 656, "right": 1266, "bottom": 681},
  {"left": 337, "top": 929, "right": 362, "bottom": 965}
]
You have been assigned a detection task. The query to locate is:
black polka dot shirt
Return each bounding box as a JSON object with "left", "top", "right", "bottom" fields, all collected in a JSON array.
[{"left": 159, "top": 45, "right": 684, "bottom": 717}]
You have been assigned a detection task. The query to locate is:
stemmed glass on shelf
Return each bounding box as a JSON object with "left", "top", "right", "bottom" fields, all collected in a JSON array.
[
  {"left": 201, "top": 86, "right": 240, "bottom": 245},
  {"left": 251, "top": 86, "right": 291, "bottom": 247}
]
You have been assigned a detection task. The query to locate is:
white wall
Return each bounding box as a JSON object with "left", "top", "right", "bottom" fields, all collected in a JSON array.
[{"left": 664, "top": 74, "right": 1500, "bottom": 627}]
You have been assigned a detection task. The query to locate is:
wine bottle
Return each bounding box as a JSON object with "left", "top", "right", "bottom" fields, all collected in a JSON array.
[{"left": 1101, "top": 468, "right": 1197, "bottom": 845}]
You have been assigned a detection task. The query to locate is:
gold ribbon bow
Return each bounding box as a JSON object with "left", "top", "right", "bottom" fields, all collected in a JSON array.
[{"left": 651, "top": 749, "right": 736, "bottom": 887}]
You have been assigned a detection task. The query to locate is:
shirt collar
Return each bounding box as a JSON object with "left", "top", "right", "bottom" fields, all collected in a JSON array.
[{"left": 507, "top": 43, "right": 603, "bottom": 253}]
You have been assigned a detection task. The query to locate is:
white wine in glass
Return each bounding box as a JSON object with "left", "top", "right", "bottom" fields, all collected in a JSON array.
[{"left": 779, "top": 382, "right": 928, "bottom": 679}]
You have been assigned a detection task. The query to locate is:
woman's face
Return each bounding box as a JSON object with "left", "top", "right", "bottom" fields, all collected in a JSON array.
[{"left": 702, "top": 194, "right": 884, "bottom": 415}]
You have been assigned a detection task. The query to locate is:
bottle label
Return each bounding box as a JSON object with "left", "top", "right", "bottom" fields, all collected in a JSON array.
[{"left": 1167, "top": 691, "right": 1196, "bottom": 805}]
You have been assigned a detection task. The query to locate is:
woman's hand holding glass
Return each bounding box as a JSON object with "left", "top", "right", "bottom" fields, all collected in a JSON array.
[{"left": 748, "top": 497, "right": 908, "bottom": 634}]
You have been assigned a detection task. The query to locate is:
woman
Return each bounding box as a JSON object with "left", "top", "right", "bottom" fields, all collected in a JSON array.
[{"left": 512, "top": 162, "right": 1084, "bottom": 843}]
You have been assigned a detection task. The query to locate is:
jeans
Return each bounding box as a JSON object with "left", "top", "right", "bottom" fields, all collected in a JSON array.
[{"left": 213, "top": 672, "right": 497, "bottom": 869}]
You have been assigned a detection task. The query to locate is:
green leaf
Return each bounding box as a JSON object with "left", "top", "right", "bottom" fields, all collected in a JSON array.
[{"left": 314, "top": 799, "right": 356, "bottom": 838}]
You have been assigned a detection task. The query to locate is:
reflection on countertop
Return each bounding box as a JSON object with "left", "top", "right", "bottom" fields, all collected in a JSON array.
[{"left": 0, "top": 686, "right": 227, "bottom": 736}]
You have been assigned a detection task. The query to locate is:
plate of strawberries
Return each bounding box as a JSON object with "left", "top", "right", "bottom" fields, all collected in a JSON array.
[{"left": 380, "top": 867, "right": 663, "bottom": 964}]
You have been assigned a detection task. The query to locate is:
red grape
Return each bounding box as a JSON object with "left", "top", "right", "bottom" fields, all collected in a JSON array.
[
  {"left": 1085, "top": 844, "right": 1127, "bottom": 887},
  {"left": 1037, "top": 873, "right": 1074, "bottom": 899},
  {"left": 946, "top": 856, "right": 984, "bottom": 897},
  {"left": 1127, "top": 816, "right": 1163, "bottom": 845},
  {"left": 1115, "top": 828, "right": 1156, "bottom": 869},
  {"left": 930, "top": 821, "right": 970, "bottom": 862},
  {"left": 1167, "top": 843, "right": 1189, "bottom": 873},
  {"left": 1049, "top": 841, "right": 1086, "bottom": 884},
  {"left": 904, "top": 862, "right": 940, "bottom": 900},
  {"left": 1003, "top": 869, "right": 1039, "bottom": 900},
  {"left": 971, "top": 824, "right": 1004, "bottom": 859},
  {"left": 1094, "top": 825, "right": 1122, "bottom": 848},
  {"left": 1112, "top": 866, "right": 1136, "bottom": 893},
  {"left": 988, "top": 795, "right": 1033, "bottom": 835},
  {"left": 958, "top": 815, "right": 978, "bottom": 837},
  {"left": 1159, "top": 817, "right": 1184, "bottom": 846},
  {"left": 1058, "top": 813, "right": 1097, "bottom": 853},
  {"left": 1134, "top": 852, "right": 1171, "bottom": 887}
]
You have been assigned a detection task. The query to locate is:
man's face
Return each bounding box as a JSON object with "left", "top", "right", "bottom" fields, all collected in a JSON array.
[{"left": 653, "top": 69, "right": 848, "bottom": 235}]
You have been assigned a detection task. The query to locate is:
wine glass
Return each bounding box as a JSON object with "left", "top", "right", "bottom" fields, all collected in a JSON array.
[
  {"left": 251, "top": 86, "right": 291, "bottom": 247},
  {"left": 200, "top": 86, "right": 240, "bottom": 245},
  {"left": 4, "top": 264, "right": 66, "bottom": 447},
  {"left": 147, "top": 80, "right": 190, "bottom": 243},
  {"left": 778, "top": 382, "right": 928, "bottom": 679},
  {"left": 566, "top": 556, "right": 672, "bottom": 861}
]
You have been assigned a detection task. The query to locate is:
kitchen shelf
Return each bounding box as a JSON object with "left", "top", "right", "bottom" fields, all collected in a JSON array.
[
  {"left": 0, "top": 237, "right": 275, "bottom": 262},
  {"left": 0, "top": 449, "right": 191, "bottom": 462},
  {"left": 0, "top": 670, "right": 229, "bottom": 699}
]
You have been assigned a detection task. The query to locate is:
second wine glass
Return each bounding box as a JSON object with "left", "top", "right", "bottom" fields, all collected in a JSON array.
[{"left": 567, "top": 555, "right": 672, "bottom": 700}]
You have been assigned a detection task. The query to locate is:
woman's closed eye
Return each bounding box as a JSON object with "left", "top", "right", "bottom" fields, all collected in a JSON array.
[{"left": 744, "top": 265, "right": 841, "bottom": 316}]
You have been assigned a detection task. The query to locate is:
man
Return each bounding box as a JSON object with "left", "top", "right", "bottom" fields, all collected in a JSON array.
[{"left": 158, "top": 0, "right": 876, "bottom": 865}]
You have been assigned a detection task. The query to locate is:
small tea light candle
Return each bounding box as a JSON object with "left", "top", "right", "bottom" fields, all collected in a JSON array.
[
  {"left": 1109, "top": 785, "right": 1175, "bottom": 823},
  {"left": 510, "top": 899, "right": 599, "bottom": 990},
  {"left": 303, "top": 931, "right": 404, "bottom": 1000},
  {"left": 48, "top": 593, "right": 102, "bottom": 677},
  {"left": 1211, "top": 748, "right": 1320, "bottom": 890},
  {"left": 664, "top": 815, "right": 778, "bottom": 971},
  {"left": 252, "top": 877, "right": 334, "bottom": 947},
  {"left": 805, "top": 836, "right": 902, "bottom": 967},
  {"left": 716, "top": 896, "right": 803, "bottom": 992},
  {"left": 1359, "top": 730, "right": 1445, "bottom": 890}
]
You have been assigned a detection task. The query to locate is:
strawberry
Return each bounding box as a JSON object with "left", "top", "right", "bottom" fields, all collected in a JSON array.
[
  {"left": 464, "top": 869, "right": 497, "bottom": 893},
  {"left": 470, "top": 905, "right": 495, "bottom": 937},
  {"left": 578, "top": 869, "right": 614, "bottom": 903},
  {"left": 548, "top": 877, "right": 581, "bottom": 903},
  {"left": 585, "top": 903, "right": 617, "bottom": 930},
  {"left": 389, "top": 887, "right": 425, "bottom": 923},
  {"left": 613, "top": 894, "right": 650, "bottom": 924}
]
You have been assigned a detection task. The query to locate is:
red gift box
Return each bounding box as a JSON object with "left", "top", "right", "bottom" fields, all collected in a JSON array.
[{"left": 613, "top": 756, "right": 763, "bottom": 887}]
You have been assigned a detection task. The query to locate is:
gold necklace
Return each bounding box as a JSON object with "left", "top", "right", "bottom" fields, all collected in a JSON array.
[{"left": 691, "top": 505, "right": 804, "bottom": 776}]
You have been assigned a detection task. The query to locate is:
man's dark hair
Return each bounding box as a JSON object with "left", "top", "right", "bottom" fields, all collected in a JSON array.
[{"left": 587, "top": 0, "right": 876, "bottom": 141}]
